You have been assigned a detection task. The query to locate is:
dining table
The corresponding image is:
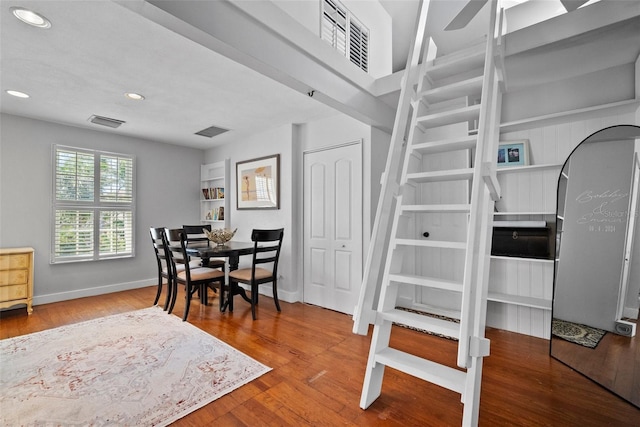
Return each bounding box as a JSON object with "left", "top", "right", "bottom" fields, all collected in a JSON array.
[{"left": 185, "top": 240, "right": 255, "bottom": 311}]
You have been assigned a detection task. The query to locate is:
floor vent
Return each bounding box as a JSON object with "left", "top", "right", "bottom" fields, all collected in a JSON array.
[
  {"left": 88, "top": 115, "right": 125, "bottom": 128},
  {"left": 195, "top": 125, "right": 228, "bottom": 138}
]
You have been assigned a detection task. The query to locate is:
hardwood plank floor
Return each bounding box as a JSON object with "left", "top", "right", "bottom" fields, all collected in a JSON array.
[
  {"left": 1, "top": 286, "right": 639, "bottom": 426},
  {"left": 550, "top": 322, "right": 639, "bottom": 408}
]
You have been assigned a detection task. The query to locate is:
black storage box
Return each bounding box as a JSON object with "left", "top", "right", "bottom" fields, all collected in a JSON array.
[{"left": 491, "top": 227, "right": 550, "bottom": 259}]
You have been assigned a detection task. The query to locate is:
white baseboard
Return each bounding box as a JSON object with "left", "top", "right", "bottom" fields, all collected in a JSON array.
[
  {"left": 622, "top": 306, "right": 639, "bottom": 319},
  {"left": 32, "top": 280, "right": 301, "bottom": 307},
  {"left": 33, "top": 279, "right": 154, "bottom": 306}
]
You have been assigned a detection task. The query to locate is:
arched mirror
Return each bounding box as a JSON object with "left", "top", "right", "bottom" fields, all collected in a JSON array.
[{"left": 551, "top": 124, "right": 640, "bottom": 408}]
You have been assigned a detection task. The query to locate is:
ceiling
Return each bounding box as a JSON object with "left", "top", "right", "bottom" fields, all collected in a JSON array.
[
  {"left": 1, "top": 0, "right": 343, "bottom": 150},
  {"left": 2, "top": 0, "right": 637, "bottom": 150},
  {"left": 2, "top": 0, "right": 509, "bottom": 150}
]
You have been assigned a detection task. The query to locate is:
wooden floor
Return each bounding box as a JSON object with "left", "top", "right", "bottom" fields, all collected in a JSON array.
[
  {"left": 1, "top": 286, "right": 639, "bottom": 426},
  {"left": 551, "top": 323, "right": 639, "bottom": 408}
]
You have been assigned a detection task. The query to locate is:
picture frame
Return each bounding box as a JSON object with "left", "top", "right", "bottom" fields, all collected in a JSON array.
[
  {"left": 497, "top": 140, "right": 530, "bottom": 167},
  {"left": 236, "top": 154, "right": 280, "bottom": 210}
]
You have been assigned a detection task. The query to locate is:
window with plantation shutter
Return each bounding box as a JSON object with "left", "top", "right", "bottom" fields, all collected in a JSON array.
[
  {"left": 349, "top": 18, "right": 368, "bottom": 73},
  {"left": 321, "top": 0, "right": 369, "bottom": 73},
  {"left": 52, "top": 145, "right": 135, "bottom": 263}
]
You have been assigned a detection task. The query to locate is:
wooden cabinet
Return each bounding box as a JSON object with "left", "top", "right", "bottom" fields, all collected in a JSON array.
[
  {"left": 0, "top": 247, "right": 34, "bottom": 315},
  {"left": 201, "top": 159, "right": 230, "bottom": 229}
]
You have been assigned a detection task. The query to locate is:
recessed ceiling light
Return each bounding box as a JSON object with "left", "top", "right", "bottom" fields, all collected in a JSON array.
[
  {"left": 6, "top": 90, "right": 30, "bottom": 99},
  {"left": 11, "top": 7, "right": 51, "bottom": 29},
  {"left": 124, "top": 92, "right": 145, "bottom": 101}
]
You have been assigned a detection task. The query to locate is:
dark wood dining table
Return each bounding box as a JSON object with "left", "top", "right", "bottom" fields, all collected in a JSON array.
[{"left": 185, "top": 241, "right": 255, "bottom": 311}]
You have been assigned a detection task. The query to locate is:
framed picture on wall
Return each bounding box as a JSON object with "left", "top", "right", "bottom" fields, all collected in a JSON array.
[
  {"left": 236, "top": 154, "right": 280, "bottom": 209},
  {"left": 497, "top": 140, "right": 530, "bottom": 167}
]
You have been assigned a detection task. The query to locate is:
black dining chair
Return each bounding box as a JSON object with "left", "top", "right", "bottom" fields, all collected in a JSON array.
[
  {"left": 149, "top": 227, "right": 172, "bottom": 310},
  {"left": 182, "top": 224, "right": 226, "bottom": 270},
  {"left": 167, "top": 231, "right": 226, "bottom": 321},
  {"left": 227, "top": 228, "right": 284, "bottom": 320}
]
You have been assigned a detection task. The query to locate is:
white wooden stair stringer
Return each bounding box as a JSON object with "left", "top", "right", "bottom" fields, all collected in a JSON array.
[{"left": 356, "top": 1, "right": 505, "bottom": 426}]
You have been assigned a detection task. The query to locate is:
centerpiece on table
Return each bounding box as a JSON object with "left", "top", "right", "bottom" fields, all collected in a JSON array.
[{"left": 203, "top": 228, "right": 237, "bottom": 247}]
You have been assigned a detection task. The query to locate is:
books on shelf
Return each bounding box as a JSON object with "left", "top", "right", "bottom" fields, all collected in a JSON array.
[
  {"left": 205, "top": 207, "right": 225, "bottom": 221},
  {"left": 201, "top": 187, "right": 225, "bottom": 200}
]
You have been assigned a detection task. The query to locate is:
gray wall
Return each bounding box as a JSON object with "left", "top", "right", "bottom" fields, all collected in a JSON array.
[
  {"left": 554, "top": 139, "right": 635, "bottom": 331},
  {"left": 203, "top": 115, "right": 390, "bottom": 303},
  {"left": 0, "top": 113, "right": 203, "bottom": 305}
]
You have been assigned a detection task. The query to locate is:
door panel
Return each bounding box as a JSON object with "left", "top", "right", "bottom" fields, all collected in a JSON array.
[{"left": 304, "top": 143, "right": 362, "bottom": 314}]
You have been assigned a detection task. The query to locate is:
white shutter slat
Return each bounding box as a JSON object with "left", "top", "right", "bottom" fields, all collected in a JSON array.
[{"left": 53, "top": 145, "right": 135, "bottom": 263}]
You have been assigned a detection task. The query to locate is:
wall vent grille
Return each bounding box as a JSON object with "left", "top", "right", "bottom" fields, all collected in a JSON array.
[
  {"left": 195, "top": 125, "right": 228, "bottom": 138},
  {"left": 88, "top": 115, "right": 125, "bottom": 128}
]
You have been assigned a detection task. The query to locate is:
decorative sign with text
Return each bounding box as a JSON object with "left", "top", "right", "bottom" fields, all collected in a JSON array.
[{"left": 574, "top": 189, "right": 630, "bottom": 233}]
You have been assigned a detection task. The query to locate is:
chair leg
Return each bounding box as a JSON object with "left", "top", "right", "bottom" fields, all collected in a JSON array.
[
  {"left": 218, "top": 279, "right": 226, "bottom": 312},
  {"left": 183, "top": 283, "right": 192, "bottom": 321},
  {"left": 272, "top": 278, "right": 281, "bottom": 312},
  {"left": 229, "top": 282, "right": 234, "bottom": 312},
  {"left": 200, "top": 284, "right": 208, "bottom": 306},
  {"left": 163, "top": 276, "right": 173, "bottom": 311},
  {"left": 153, "top": 272, "right": 163, "bottom": 306},
  {"left": 251, "top": 283, "right": 258, "bottom": 320},
  {"left": 168, "top": 278, "right": 178, "bottom": 314}
]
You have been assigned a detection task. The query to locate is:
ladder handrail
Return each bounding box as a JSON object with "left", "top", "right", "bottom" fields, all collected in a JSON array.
[
  {"left": 353, "top": 0, "right": 433, "bottom": 335},
  {"left": 457, "top": 0, "right": 501, "bottom": 369}
]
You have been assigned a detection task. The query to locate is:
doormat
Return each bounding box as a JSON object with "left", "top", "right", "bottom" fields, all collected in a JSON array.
[
  {"left": 0, "top": 306, "right": 271, "bottom": 426},
  {"left": 552, "top": 318, "right": 606, "bottom": 349},
  {"left": 395, "top": 307, "right": 460, "bottom": 341}
]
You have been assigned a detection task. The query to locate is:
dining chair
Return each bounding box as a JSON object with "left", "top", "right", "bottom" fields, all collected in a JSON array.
[
  {"left": 149, "top": 227, "right": 172, "bottom": 310},
  {"left": 228, "top": 228, "right": 284, "bottom": 320},
  {"left": 167, "top": 231, "right": 226, "bottom": 321},
  {"left": 182, "top": 224, "right": 226, "bottom": 270}
]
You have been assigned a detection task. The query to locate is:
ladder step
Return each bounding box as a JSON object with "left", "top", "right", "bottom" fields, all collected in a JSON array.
[
  {"left": 406, "top": 168, "right": 474, "bottom": 184},
  {"left": 382, "top": 308, "right": 460, "bottom": 339},
  {"left": 400, "top": 204, "right": 471, "bottom": 214},
  {"left": 425, "top": 40, "right": 486, "bottom": 81},
  {"left": 394, "top": 238, "right": 466, "bottom": 250},
  {"left": 388, "top": 273, "right": 463, "bottom": 293},
  {"left": 374, "top": 348, "right": 466, "bottom": 394},
  {"left": 419, "top": 75, "right": 483, "bottom": 104},
  {"left": 416, "top": 104, "right": 481, "bottom": 129},
  {"left": 411, "top": 135, "right": 477, "bottom": 154}
]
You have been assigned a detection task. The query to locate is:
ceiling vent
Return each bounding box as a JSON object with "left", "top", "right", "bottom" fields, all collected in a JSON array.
[
  {"left": 88, "top": 115, "right": 125, "bottom": 129},
  {"left": 195, "top": 125, "right": 229, "bottom": 138}
]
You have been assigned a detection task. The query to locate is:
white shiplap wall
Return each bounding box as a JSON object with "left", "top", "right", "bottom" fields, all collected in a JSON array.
[{"left": 486, "top": 110, "right": 638, "bottom": 338}]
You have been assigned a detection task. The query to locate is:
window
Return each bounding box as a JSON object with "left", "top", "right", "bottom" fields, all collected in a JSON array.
[
  {"left": 52, "top": 145, "right": 135, "bottom": 263},
  {"left": 321, "top": 0, "right": 369, "bottom": 73}
]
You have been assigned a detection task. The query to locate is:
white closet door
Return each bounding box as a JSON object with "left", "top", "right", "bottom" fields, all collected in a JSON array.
[{"left": 303, "top": 143, "right": 362, "bottom": 315}]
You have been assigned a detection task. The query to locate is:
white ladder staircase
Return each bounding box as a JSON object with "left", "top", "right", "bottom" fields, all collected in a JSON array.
[{"left": 354, "top": 1, "right": 505, "bottom": 425}]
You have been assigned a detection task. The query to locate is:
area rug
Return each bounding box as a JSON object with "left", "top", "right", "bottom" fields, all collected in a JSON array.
[
  {"left": 0, "top": 306, "right": 271, "bottom": 426},
  {"left": 552, "top": 318, "right": 606, "bottom": 349}
]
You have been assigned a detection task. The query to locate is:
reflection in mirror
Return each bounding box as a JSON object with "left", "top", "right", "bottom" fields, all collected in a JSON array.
[{"left": 551, "top": 125, "right": 640, "bottom": 408}]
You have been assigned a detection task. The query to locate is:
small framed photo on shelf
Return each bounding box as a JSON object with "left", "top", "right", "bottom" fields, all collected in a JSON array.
[{"left": 497, "top": 140, "right": 529, "bottom": 167}]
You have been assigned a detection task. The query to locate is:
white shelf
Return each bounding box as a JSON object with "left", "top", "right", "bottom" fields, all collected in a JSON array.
[
  {"left": 496, "top": 163, "right": 562, "bottom": 174},
  {"left": 487, "top": 292, "right": 552, "bottom": 310},
  {"left": 491, "top": 255, "right": 554, "bottom": 264},
  {"left": 500, "top": 99, "right": 640, "bottom": 133},
  {"left": 201, "top": 159, "right": 230, "bottom": 228},
  {"left": 493, "top": 211, "right": 555, "bottom": 216}
]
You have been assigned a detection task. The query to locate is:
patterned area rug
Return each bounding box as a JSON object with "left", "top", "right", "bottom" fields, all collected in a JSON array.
[
  {"left": 0, "top": 307, "right": 271, "bottom": 426},
  {"left": 552, "top": 318, "right": 606, "bottom": 349}
]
